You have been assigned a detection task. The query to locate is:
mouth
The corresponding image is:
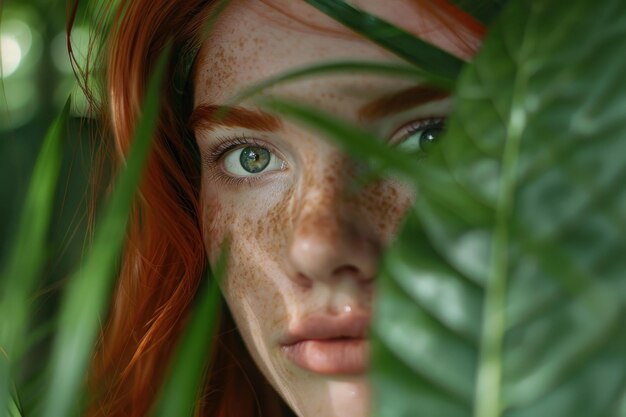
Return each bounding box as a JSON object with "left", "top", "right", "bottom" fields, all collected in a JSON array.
[{"left": 280, "top": 314, "right": 370, "bottom": 375}]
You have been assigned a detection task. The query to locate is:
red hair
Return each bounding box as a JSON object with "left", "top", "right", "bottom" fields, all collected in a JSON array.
[{"left": 72, "top": 1, "right": 484, "bottom": 416}]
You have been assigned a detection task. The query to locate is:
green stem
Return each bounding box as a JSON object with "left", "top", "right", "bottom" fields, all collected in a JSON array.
[{"left": 474, "top": 67, "right": 528, "bottom": 417}]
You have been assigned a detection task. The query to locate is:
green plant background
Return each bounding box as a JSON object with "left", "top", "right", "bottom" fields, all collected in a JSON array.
[
  {"left": 1, "top": 0, "right": 625, "bottom": 416},
  {"left": 1, "top": 0, "right": 96, "bottom": 414}
]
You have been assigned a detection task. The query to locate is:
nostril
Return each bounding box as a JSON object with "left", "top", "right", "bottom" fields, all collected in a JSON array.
[
  {"left": 294, "top": 272, "right": 313, "bottom": 288},
  {"left": 332, "top": 265, "right": 369, "bottom": 281},
  {"left": 333, "top": 265, "right": 359, "bottom": 276}
]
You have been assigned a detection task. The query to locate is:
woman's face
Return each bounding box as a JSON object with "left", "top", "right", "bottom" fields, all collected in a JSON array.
[{"left": 192, "top": 1, "right": 465, "bottom": 416}]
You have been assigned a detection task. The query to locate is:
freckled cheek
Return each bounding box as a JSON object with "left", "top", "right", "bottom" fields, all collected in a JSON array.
[
  {"left": 254, "top": 188, "right": 294, "bottom": 256},
  {"left": 359, "top": 181, "right": 415, "bottom": 241},
  {"left": 200, "top": 192, "right": 230, "bottom": 263},
  {"left": 202, "top": 210, "right": 285, "bottom": 339},
  {"left": 200, "top": 185, "right": 296, "bottom": 345},
  {"left": 221, "top": 240, "right": 268, "bottom": 309},
  {"left": 219, "top": 238, "right": 292, "bottom": 361}
]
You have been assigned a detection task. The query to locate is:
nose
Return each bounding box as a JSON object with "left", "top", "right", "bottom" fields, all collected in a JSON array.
[{"left": 288, "top": 171, "right": 380, "bottom": 286}]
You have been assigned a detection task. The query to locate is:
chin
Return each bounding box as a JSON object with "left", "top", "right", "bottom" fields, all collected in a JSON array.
[
  {"left": 292, "top": 375, "right": 371, "bottom": 417},
  {"left": 326, "top": 377, "right": 371, "bottom": 417}
]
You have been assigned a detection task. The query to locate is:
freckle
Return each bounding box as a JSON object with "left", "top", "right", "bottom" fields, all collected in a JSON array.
[{"left": 369, "top": 186, "right": 382, "bottom": 199}]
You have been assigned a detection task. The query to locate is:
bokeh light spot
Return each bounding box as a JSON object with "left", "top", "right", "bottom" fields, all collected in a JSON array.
[
  {"left": 5, "top": 19, "right": 33, "bottom": 56},
  {"left": 0, "top": 79, "right": 37, "bottom": 130},
  {"left": 1, "top": 35, "right": 22, "bottom": 77},
  {"left": 52, "top": 25, "right": 91, "bottom": 73}
]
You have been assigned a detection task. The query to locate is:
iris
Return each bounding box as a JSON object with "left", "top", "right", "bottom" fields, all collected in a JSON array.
[
  {"left": 417, "top": 126, "right": 442, "bottom": 153},
  {"left": 239, "top": 146, "right": 271, "bottom": 173}
]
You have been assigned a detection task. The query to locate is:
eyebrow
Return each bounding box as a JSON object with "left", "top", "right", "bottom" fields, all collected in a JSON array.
[
  {"left": 358, "top": 85, "right": 449, "bottom": 122},
  {"left": 189, "top": 105, "right": 283, "bottom": 132}
]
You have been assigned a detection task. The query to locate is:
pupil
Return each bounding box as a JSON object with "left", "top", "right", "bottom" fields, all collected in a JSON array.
[
  {"left": 419, "top": 127, "right": 442, "bottom": 152},
  {"left": 240, "top": 146, "right": 271, "bottom": 173}
]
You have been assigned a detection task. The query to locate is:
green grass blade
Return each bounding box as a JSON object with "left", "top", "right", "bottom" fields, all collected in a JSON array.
[
  {"left": 256, "top": 96, "right": 419, "bottom": 183},
  {"left": 41, "top": 46, "right": 171, "bottom": 417},
  {"left": 0, "top": 99, "right": 70, "bottom": 415},
  {"left": 151, "top": 248, "right": 227, "bottom": 417},
  {"left": 304, "top": 0, "right": 464, "bottom": 85},
  {"left": 450, "top": 0, "right": 507, "bottom": 25},
  {"left": 8, "top": 391, "right": 23, "bottom": 417},
  {"left": 228, "top": 60, "right": 450, "bottom": 106}
]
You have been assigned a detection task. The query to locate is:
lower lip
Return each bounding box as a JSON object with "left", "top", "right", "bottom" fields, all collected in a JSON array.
[{"left": 282, "top": 339, "right": 369, "bottom": 375}]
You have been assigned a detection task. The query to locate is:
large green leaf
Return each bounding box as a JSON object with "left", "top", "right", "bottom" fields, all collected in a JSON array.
[{"left": 372, "top": 0, "right": 626, "bottom": 416}]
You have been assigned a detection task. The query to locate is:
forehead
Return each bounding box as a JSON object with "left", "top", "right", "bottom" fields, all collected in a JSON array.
[{"left": 192, "top": 0, "right": 432, "bottom": 107}]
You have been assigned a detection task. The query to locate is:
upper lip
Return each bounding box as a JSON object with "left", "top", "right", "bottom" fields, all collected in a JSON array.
[{"left": 280, "top": 313, "right": 371, "bottom": 346}]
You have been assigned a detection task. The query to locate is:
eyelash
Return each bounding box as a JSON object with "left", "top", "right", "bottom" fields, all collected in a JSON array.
[
  {"left": 205, "top": 134, "right": 266, "bottom": 164},
  {"left": 204, "top": 134, "right": 281, "bottom": 187},
  {"left": 391, "top": 116, "right": 446, "bottom": 145}
]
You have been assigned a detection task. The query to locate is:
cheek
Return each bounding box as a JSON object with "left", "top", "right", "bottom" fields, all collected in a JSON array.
[
  {"left": 200, "top": 180, "right": 296, "bottom": 338},
  {"left": 200, "top": 174, "right": 295, "bottom": 255},
  {"left": 221, "top": 237, "right": 289, "bottom": 336},
  {"left": 252, "top": 185, "right": 294, "bottom": 260},
  {"left": 358, "top": 180, "right": 414, "bottom": 241}
]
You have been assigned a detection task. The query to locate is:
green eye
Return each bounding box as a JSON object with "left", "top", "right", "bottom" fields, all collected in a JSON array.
[
  {"left": 414, "top": 126, "right": 443, "bottom": 152},
  {"left": 393, "top": 118, "right": 446, "bottom": 155},
  {"left": 240, "top": 146, "right": 271, "bottom": 173},
  {"left": 223, "top": 145, "right": 284, "bottom": 177}
]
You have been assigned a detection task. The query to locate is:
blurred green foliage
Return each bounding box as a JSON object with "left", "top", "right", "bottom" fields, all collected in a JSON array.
[
  {"left": 2, "top": 0, "right": 625, "bottom": 416},
  {"left": 1, "top": 0, "right": 92, "bottom": 264},
  {"left": 1, "top": 0, "right": 95, "bottom": 413}
]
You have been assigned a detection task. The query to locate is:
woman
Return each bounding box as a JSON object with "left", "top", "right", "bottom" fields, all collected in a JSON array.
[{"left": 82, "top": 0, "right": 483, "bottom": 416}]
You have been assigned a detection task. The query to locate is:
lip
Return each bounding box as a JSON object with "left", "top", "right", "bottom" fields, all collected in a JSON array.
[{"left": 280, "top": 314, "right": 371, "bottom": 375}]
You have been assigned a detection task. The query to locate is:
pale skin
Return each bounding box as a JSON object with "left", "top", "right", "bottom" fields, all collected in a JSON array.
[{"left": 192, "top": 1, "right": 467, "bottom": 416}]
